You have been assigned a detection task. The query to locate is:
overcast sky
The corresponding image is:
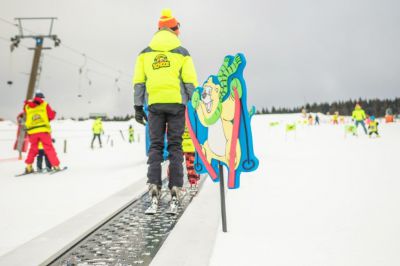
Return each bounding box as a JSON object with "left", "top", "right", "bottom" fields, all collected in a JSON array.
[{"left": 0, "top": 0, "right": 399, "bottom": 120}]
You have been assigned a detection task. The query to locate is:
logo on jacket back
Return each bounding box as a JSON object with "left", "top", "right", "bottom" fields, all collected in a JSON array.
[
  {"left": 152, "top": 54, "right": 170, "bottom": 70},
  {"left": 31, "top": 114, "right": 44, "bottom": 125}
]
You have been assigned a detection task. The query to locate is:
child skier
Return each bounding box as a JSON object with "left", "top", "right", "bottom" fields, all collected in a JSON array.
[
  {"left": 315, "top": 114, "right": 320, "bottom": 125},
  {"left": 182, "top": 124, "right": 200, "bottom": 188},
  {"left": 36, "top": 140, "right": 52, "bottom": 172},
  {"left": 129, "top": 125, "right": 134, "bottom": 143},
  {"left": 332, "top": 112, "right": 339, "bottom": 125},
  {"left": 308, "top": 114, "right": 314, "bottom": 125},
  {"left": 368, "top": 116, "right": 380, "bottom": 137}
]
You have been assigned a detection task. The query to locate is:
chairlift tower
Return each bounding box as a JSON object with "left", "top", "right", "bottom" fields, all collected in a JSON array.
[
  {"left": 10, "top": 17, "right": 61, "bottom": 158},
  {"left": 10, "top": 17, "right": 61, "bottom": 100}
]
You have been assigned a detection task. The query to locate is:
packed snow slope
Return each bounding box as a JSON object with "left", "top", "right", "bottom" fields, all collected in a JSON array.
[
  {"left": 209, "top": 114, "right": 400, "bottom": 266},
  {"left": 0, "top": 119, "right": 147, "bottom": 257},
  {"left": 1, "top": 114, "right": 400, "bottom": 266}
]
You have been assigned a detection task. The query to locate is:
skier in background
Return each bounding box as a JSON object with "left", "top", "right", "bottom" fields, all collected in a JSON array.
[
  {"left": 133, "top": 8, "right": 198, "bottom": 209},
  {"left": 332, "top": 112, "right": 339, "bottom": 125},
  {"left": 182, "top": 124, "right": 200, "bottom": 188},
  {"left": 308, "top": 114, "right": 314, "bottom": 125},
  {"left": 91, "top": 117, "right": 104, "bottom": 148},
  {"left": 36, "top": 140, "right": 52, "bottom": 172},
  {"left": 352, "top": 104, "right": 368, "bottom": 135},
  {"left": 315, "top": 114, "right": 320, "bottom": 125},
  {"left": 129, "top": 125, "right": 135, "bottom": 143},
  {"left": 368, "top": 116, "right": 380, "bottom": 137},
  {"left": 23, "top": 91, "right": 61, "bottom": 173},
  {"left": 365, "top": 114, "right": 371, "bottom": 126}
]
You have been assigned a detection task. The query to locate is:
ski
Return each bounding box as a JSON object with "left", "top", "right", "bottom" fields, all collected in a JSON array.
[
  {"left": 165, "top": 188, "right": 187, "bottom": 215},
  {"left": 36, "top": 168, "right": 53, "bottom": 174},
  {"left": 189, "top": 185, "right": 199, "bottom": 196},
  {"left": 165, "top": 197, "right": 179, "bottom": 215},
  {"left": 49, "top": 166, "right": 68, "bottom": 175},
  {"left": 15, "top": 171, "right": 36, "bottom": 177}
]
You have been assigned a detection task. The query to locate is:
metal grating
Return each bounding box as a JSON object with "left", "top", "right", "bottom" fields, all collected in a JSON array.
[{"left": 48, "top": 179, "right": 203, "bottom": 266}]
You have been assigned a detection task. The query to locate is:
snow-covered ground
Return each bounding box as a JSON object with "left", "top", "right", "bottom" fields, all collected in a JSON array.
[
  {"left": 0, "top": 114, "right": 400, "bottom": 265},
  {"left": 210, "top": 114, "right": 400, "bottom": 266},
  {"left": 0, "top": 119, "right": 148, "bottom": 257}
]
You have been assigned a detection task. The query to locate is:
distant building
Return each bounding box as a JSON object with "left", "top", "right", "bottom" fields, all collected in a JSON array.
[{"left": 89, "top": 113, "right": 107, "bottom": 119}]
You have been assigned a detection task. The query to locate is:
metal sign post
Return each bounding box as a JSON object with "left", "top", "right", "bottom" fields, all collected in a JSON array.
[{"left": 219, "top": 163, "right": 228, "bottom": 232}]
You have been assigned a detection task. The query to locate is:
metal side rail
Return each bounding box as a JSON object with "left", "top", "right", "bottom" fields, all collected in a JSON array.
[{"left": 47, "top": 176, "right": 205, "bottom": 266}]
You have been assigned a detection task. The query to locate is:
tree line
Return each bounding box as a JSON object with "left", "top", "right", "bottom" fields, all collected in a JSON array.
[
  {"left": 60, "top": 114, "right": 134, "bottom": 121},
  {"left": 257, "top": 98, "right": 400, "bottom": 117}
]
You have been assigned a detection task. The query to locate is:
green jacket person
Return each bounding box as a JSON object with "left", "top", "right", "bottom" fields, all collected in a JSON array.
[
  {"left": 91, "top": 118, "right": 103, "bottom": 148},
  {"left": 133, "top": 8, "right": 198, "bottom": 205},
  {"left": 352, "top": 104, "right": 368, "bottom": 135}
]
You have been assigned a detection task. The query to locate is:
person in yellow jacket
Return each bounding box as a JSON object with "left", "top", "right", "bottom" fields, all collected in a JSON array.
[
  {"left": 352, "top": 104, "right": 368, "bottom": 135},
  {"left": 368, "top": 116, "right": 380, "bottom": 137},
  {"left": 23, "top": 91, "right": 61, "bottom": 173},
  {"left": 128, "top": 125, "right": 134, "bottom": 143},
  {"left": 133, "top": 8, "right": 198, "bottom": 204},
  {"left": 91, "top": 117, "right": 104, "bottom": 148},
  {"left": 182, "top": 124, "right": 200, "bottom": 186},
  {"left": 332, "top": 112, "right": 339, "bottom": 125}
]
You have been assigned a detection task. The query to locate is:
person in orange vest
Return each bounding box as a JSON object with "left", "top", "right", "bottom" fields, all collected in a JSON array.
[
  {"left": 23, "top": 91, "right": 61, "bottom": 173},
  {"left": 307, "top": 114, "right": 314, "bottom": 125}
]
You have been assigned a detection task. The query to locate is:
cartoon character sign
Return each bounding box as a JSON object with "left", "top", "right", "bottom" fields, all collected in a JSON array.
[{"left": 186, "top": 53, "right": 258, "bottom": 189}]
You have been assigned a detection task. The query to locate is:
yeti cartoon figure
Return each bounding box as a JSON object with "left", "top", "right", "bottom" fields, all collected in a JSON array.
[{"left": 186, "top": 53, "right": 258, "bottom": 189}]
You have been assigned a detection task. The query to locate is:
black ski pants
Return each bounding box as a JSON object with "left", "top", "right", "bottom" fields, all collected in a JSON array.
[
  {"left": 91, "top": 134, "right": 102, "bottom": 147},
  {"left": 37, "top": 149, "right": 52, "bottom": 170},
  {"left": 147, "top": 103, "right": 185, "bottom": 189}
]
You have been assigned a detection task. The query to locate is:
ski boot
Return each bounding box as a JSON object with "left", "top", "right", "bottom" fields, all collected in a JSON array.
[
  {"left": 145, "top": 184, "right": 161, "bottom": 214},
  {"left": 188, "top": 169, "right": 200, "bottom": 194},
  {"left": 166, "top": 186, "right": 181, "bottom": 215},
  {"left": 189, "top": 175, "right": 200, "bottom": 186},
  {"left": 188, "top": 177, "right": 200, "bottom": 194},
  {"left": 25, "top": 164, "right": 34, "bottom": 174}
]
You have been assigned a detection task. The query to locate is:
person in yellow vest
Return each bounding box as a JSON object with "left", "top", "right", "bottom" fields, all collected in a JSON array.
[
  {"left": 182, "top": 124, "right": 200, "bottom": 186},
  {"left": 91, "top": 117, "right": 104, "bottom": 148},
  {"left": 352, "top": 103, "right": 368, "bottom": 135},
  {"left": 37, "top": 140, "right": 52, "bottom": 172},
  {"left": 368, "top": 116, "right": 380, "bottom": 137},
  {"left": 133, "top": 8, "right": 198, "bottom": 204},
  {"left": 332, "top": 112, "right": 339, "bottom": 125},
  {"left": 23, "top": 91, "right": 61, "bottom": 173},
  {"left": 129, "top": 125, "right": 135, "bottom": 143}
]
